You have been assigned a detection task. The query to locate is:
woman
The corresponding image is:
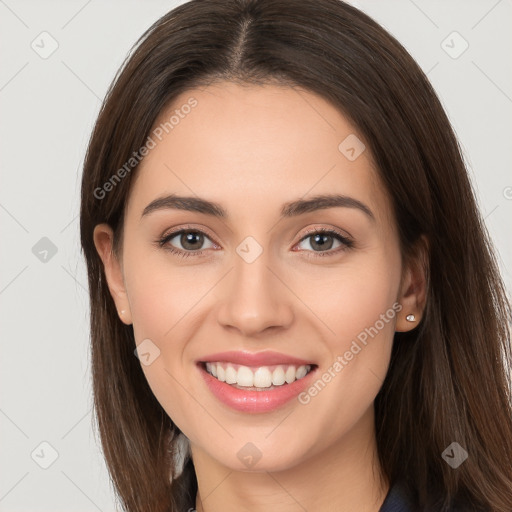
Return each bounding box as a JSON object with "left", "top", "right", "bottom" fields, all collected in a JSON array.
[{"left": 79, "top": 0, "right": 512, "bottom": 510}]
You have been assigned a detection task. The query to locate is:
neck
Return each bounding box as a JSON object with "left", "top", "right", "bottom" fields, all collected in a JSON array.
[{"left": 192, "top": 407, "right": 389, "bottom": 512}]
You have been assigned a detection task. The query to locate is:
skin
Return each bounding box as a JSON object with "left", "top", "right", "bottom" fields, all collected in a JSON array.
[{"left": 94, "top": 82, "right": 427, "bottom": 512}]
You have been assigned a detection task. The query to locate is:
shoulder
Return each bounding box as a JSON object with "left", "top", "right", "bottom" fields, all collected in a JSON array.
[
  {"left": 378, "top": 480, "right": 464, "bottom": 512},
  {"left": 379, "top": 480, "right": 415, "bottom": 512}
]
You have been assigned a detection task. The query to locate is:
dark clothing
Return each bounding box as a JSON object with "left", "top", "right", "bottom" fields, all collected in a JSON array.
[
  {"left": 379, "top": 481, "right": 464, "bottom": 512},
  {"left": 379, "top": 480, "right": 415, "bottom": 511}
]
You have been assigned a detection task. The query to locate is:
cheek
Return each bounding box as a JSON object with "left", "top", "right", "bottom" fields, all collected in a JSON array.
[
  {"left": 122, "top": 248, "right": 220, "bottom": 417},
  {"left": 124, "top": 257, "right": 207, "bottom": 430},
  {"left": 301, "top": 253, "right": 401, "bottom": 346},
  {"left": 292, "top": 264, "right": 399, "bottom": 444},
  {"left": 298, "top": 251, "right": 400, "bottom": 400},
  {"left": 128, "top": 273, "right": 197, "bottom": 341},
  {"left": 124, "top": 242, "right": 214, "bottom": 343}
]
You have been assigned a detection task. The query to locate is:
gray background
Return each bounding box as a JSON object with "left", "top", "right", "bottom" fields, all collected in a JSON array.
[{"left": 0, "top": 0, "right": 511, "bottom": 510}]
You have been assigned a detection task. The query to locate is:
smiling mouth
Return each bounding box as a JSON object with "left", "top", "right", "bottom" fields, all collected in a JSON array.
[{"left": 200, "top": 361, "right": 316, "bottom": 390}]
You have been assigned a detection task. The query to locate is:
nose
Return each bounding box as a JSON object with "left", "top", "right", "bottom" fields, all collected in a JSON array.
[{"left": 215, "top": 250, "right": 294, "bottom": 337}]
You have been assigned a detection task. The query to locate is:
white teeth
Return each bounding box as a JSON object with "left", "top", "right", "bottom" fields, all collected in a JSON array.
[
  {"left": 205, "top": 362, "right": 312, "bottom": 388},
  {"left": 285, "top": 366, "right": 296, "bottom": 384},
  {"left": 295, "top": 365, "right": 307, "bottom": 379},
  {"left": 237, "top": 366, "right": 254, "bottom": 387},
  {"left": 253, "top": 367, "right": 273, "bottom": 388},
  {"left": 225, "top": 365, "right": 237, "bottom": 384},
  {"left": 272, "top": 366, "right": 286, "bottom": 386}
]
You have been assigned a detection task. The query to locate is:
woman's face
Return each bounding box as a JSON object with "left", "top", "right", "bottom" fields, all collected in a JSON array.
[{"left": 95, "top": 82, "right": 422, "bottom": 473}]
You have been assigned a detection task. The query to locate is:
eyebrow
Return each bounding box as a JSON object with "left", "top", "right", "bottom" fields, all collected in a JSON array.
[{"left": 141, "top": 193, "right": 375, "bottom": 221}]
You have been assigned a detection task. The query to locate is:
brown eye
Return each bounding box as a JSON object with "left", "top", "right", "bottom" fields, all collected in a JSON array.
[
  {"left": 160, "top": 229, "right": 216, "bottom": 254},
  {"left": 295, "top": 229, "right": 354, "bottom": 258},
  {"left": 306, "top": 233, "right": 335, "bottom": 251},
  {"left": 180, "top": 231, "right": 205, "bottom": 250}
]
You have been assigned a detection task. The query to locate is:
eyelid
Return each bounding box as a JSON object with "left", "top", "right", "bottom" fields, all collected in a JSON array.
[
  {"left": 297, "top": 225, "right": 353, "bottom": 242},
  {"left": 158, "top": 224, "right": 354, "bottom": 257},
  {"left": 157, "top": 224, "right": 220, "bottom": 259},
  {"left": 292, "top": 226, "right": 354, "bottom": 256},
  {"left": 159, "top": 224, "right": 220, "bottom": 246}
]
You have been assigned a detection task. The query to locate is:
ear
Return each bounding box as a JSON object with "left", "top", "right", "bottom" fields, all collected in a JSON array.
[
  {"left": 93, "top": 223, "right": 133, "bottom": 325},
  {"left": 395, "top": 235, "right": 428, "bottom": 332}
]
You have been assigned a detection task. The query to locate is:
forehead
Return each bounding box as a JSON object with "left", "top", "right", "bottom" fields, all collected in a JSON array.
[{"left": 127, "top": 82, "right": 392, "bottom": 226}]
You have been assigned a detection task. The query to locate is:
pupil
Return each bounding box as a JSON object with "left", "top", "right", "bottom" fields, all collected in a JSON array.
[
  {"left": 312, "top": 234, "right": 333, "bottom": 251},
  {"left": 182, "top": 232, "right": 203, "bottom": 250}
]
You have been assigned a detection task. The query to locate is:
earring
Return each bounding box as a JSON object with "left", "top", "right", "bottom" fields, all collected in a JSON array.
[{"left": 406, "top": 314, "right": 416, "bottom": 322}]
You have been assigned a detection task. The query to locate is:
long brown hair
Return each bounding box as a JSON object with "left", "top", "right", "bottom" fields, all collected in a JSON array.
[{"left": 79, "top": 1, "right": 512, "bottom": 510}]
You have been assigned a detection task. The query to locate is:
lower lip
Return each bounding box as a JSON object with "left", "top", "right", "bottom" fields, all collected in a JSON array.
[{"left": 198, "top": 363, "right": 317, "bottom": 413}]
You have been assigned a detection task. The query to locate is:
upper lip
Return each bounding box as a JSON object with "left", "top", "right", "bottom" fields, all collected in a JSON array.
[{"left": 198, "top": 350, "right": 314, "bottom": 367}]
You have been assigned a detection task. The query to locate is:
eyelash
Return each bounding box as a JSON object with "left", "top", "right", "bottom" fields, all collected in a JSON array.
[{"left": 156, "top": 226, "right": 354, "bottom": 259}]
